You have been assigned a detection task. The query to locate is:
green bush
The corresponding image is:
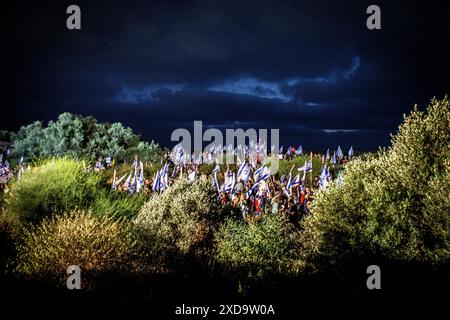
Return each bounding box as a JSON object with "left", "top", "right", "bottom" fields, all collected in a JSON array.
[
  {"left": 92, "top": 191, "right": 148, "bottom": 219},
  {"left": 7, "top": 158, "right": 101, "bottom": 223},
  {"left": 11, "top": 112, "right": 162, "bottom": 162},
  {"left": 215, "top": 214, "right": 299, "bottom": 279},
  {"left": 299, "top": 97, "right": 450, "bottom": 270},
  {"left": 6, "top": 157, "right": 149, "bottom": 222},
  {"left": 134, "top": 179, "right": 228, "bottom": 262},
  {"left": 14, "top": 210, "right": 143, "bottom": 286}
]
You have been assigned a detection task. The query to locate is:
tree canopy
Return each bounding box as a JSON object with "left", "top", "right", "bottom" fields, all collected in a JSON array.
[{"left": 10, "top": 113, "right": 161, "bottom": 162}]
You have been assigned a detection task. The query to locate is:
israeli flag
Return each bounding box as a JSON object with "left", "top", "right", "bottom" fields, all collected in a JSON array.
[
  {"left": 289, "top": 174, "right": 300, "bottom": 188},
  {"left": 123, "top": 171, "right": 133, "bottom": 189},
  {"left": 325, "top": 148, "right": 330, "bottom": 161},
  {"left": 336, "top": 145, "right": 344, "bottom": 159},
  {"left": 295, "top": 145, "right": 303, "bottom": 155},
  {"left": 113, "top": 173, "right": 128, "bottom": 190},
  {"left": 222, "top": 171, "right": 235, "bottom": 192},
  {"left": 253, "top": 165, "right": 265, "bottom": 182},
  {"left": 238, "top": 162, "right": 251, "bottom": 182},
  {"left": 136, "top": 161, "right": 144, "bottom": 192},
  {"left": 297, "top": 160, "right": 312, "bottom": 172},
  {"left": 348, "top": 146, "right": 354, "bottom": 158},
  {"left": 188, "top": 170, "right": 196, "bottom": 182},
  {"left": 152, "top": 171, "right": 160, "bottom": 192}
]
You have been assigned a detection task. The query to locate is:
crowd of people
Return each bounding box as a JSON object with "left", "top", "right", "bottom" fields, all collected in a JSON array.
[
  {"left": 1, "top": 143, "right": 353, "bottom": 224},
  {"left": 108, "top": 144, "right": 354, "bottom": 223}
]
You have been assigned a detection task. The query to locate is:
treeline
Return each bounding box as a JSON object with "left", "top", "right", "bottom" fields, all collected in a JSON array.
[{"left": 1, "top": 112, "right": 161, "bottom": 162}]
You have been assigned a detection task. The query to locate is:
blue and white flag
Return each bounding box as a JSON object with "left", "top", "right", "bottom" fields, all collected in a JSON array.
[
  {"left": 152, "top": 171, "right": 160, "bottom": 192},
  {"left": 295, "top": 145, "right": 303, "bottom": 155},
  {"left": 160, "top": 163, "right": 169, "bottom": 191},
  {"left": 336, "top": 145, "right": 344, "bottom": 159},
  {"left": 319, "top": 166, "right": 330, "bottom": 189},
  {"left": 297, "top": 160, "right": 312, "bottom": 172},
  {"left": 253, "top": 165, "right": 263, "bottom": 182},
  {"left": 237, "top": 162, "right": 251, "bottom": 182},
  {"left": 348, "top": 146, "right": 354, "bottom": 158},
  {"left": 113, "top": 173, "right": 128, "bottom": 190},
  {"left": 325, "top": 148, "right": 330, "bottom": 161},
  {"left": 136, "top": 161, "right": 144, "bottom": 192},
  {"left": 123, "top": 171, "right": 133, "bottom": 189},
  {"left": 332, "top": 151, "right": 337, "bottom": 165},
  {"left": 290, "top": 174, "right": 300, "bottom": 188},
  {"left": 222, "top": 171, "right": 235, "bottom": 192}
]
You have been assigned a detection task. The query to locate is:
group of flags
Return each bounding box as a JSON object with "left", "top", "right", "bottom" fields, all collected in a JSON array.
[
  {"left": 109, "top": 143, "right": 355, "bottom": 196},
  {"left": 170, "top": 140, "right": 273, "bottom": 168},
  {"left": 212, "top": 161, "right": 272, "bottom": 199},
  {"left": 113, "top": 159, "right": 146, "bottom": 194}
]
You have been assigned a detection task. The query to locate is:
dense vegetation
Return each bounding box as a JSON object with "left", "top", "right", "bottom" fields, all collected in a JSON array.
[
  {"left": 7, "top": 112, "right": 162, "bottom": 162},
  {"left": 298, "top": 97, "right": 450, "bottom": 271},
  {"left": 7, "top": 158, "right": 146, "bottom": 223},
  {"left": 0, "top": 97, "right": 449, "bottom": 298}
]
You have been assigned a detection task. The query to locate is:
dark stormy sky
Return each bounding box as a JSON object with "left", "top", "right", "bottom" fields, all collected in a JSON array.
[{"left": 2, "top": 0, "right": 450, "bottom": 151}]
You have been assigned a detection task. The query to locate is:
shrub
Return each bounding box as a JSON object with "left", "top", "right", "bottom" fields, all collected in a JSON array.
[
  {"left": 92, "top": 191, "right": 148, "bottom": 219},
  {"left": 299, "top": 97, "right": 450, "bottom": 270},
  {"left": 14, "top": 210, "right": 142, "bottom": 286},
  {"left": 7, "top": 158, "right": 101, "bottom": 223},
  {"left": 134, "top": 179, "right": 228, "bottom": 263},
  {"left": 0, "top": 212, "right": 21, "bottom": 276},
  {"left": 215, "top": 214, "right": 299, "bottom": 279}
]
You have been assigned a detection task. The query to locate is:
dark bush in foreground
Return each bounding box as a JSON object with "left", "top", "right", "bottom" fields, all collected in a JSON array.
[
  {"left": 14, "top": 210, "right": 144, "bottom": 286},
  {"left": 216, "top": 214, "right": 300, "bottom": 279},
  {"left": 299, "top": 97, "right": 450, "bottom": 271},
  {"left": 134, "top": 179, "right": 228, "bottom": 266}
]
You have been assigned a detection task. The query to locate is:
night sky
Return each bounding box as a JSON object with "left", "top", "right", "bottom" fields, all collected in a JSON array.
[{"left": 2, "top": 0, "right": 450, "bottom": 151}]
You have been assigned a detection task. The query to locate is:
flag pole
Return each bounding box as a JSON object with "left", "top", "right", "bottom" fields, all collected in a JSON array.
[{"left": 310, "top": 151, "right": 313, "bottom": 186}]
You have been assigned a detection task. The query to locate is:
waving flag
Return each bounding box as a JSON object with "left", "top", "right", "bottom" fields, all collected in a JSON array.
[
  {"left": 152, "top": 171, "right": 160, "bottom": 192},
  {"left": 160, "top": 163, "right": 169, "bottom": 191},
  {"left": 295, "top": 145, "right": 303, "bottom": 155},
  {"left": 336, "top": 145, "right": 344, "bottom": 159},
  {"left": 325, "top": 148, "right": 330, "bottom": 161},
  {"left": 113, "top": 173, "right": 128, "bottom": 190},
  {"left": 238, "top": 162, "right": 251, "bottom": 182},
  {"left": 188, "top": 170, "right": 196, "bottom": 182},
  {"left": 348, "top": 146, "right": 354, "bottom": 158},
  {"left": 288, "top": 174, "right": 300, "bottom": 189},
  {"left": 123, "top": 171, "right": 133, "bottom": 189},
  {"left": 319, "top": 166, "right": 331, "bottom": 189},
  {"left": 136, "top": 161, "right": 144, "bottom": 192},
  {"left": 253, "top": 164, "right": 265, "bottom": 182},
  {"left": 297, "top": 160, "right": 312, "bottom": 172},
  {"left": 222, "top": 171, "right": 235, "bottom": 192}
]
